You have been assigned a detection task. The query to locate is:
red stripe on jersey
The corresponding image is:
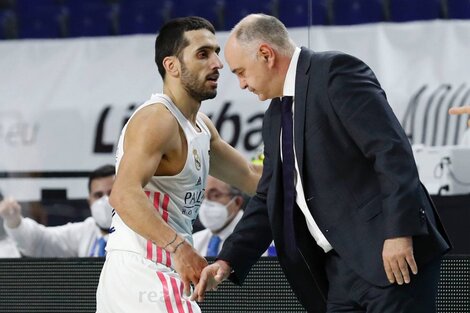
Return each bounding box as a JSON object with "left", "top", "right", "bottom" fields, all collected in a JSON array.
[
  {"left": 157, "top": 247, "right": 163, "bottom": 264},
  {"left": 166, "top": 251, "right": 172, "bottom": 267},
  {"left": 154, "top": 192, "right": 161, "bottom": 213},
  {"left": 146, "top": 240, "right": 153, "bottom": 260},
  {"left": 179, "top": 282, "right": 194, "bottom": 313},
  {"left": 170, "top": 277, "right": 185, "bottom": 313},
  {"left": 162, "top": 194, "right": 170, "bottom": 222},
  {"left": 187, "top": 301, "right": 194, "bottom": 313},
  {"left": 157, "top": 272, "right": 174, "bottom": 313},
  {"left": 161, "top": 194, "right": 171, "bottom": 266}
]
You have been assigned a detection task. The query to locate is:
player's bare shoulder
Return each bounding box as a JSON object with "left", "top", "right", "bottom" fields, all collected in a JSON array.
[
  {"left": 198, "top": 112, "right": 219, "bottom": 140},
  {"left": 124, "top": 102, "right": 180, "bottom": 153}
]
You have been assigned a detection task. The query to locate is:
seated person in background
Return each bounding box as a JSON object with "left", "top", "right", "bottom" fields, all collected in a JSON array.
[
  {"left": 449, "top": 105, "right": 470, "bottom": 145},
  {"left": 0, "top": 165, "right": 115, "bottom": 257},
  {"left": 0, "top": 193, "right": 21, "bottom": 258},
  {"left": 193, "top": 176, "right": 275, "bottom": 257}
]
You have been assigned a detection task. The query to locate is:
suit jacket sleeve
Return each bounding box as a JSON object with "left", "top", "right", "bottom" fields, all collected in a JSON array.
[
  {"left": 327, "top": 54, "right": 427, "bottom": 239},
  {"left": 217, "top": 109, "right": 274, "bottom": 285}
]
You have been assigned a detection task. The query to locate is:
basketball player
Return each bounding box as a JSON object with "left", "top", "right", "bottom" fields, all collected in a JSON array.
[{"left": 95, "top": 17, "right": 261, "bottom": 313}]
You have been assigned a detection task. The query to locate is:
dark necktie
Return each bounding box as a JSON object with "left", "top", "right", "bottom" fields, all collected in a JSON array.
[
  {"left": 280, "top": 96, "right": 297, "bottom": 257},
  {"left": 206, "top": 235, "right": 221, "bottom": 257}
]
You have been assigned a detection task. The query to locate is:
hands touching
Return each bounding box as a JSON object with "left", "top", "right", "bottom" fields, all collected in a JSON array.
[
  {"left": 382, "top": 236, "right": 417, "bottom": 285},
  {"left": 170, "top": 238, "right": 208, "bottom": 296},
  {"left": 190, "top": 260, "right": 232, "bottom": 302}
]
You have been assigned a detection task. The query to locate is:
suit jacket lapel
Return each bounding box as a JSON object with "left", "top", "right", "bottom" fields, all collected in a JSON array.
[
  {"left": 294, "top": 48, "right": 312, "bottom": 180},
  {"left": 269, "top": 97, "right": 282, "bottom": 172},
  {"left": 265, "top": 98, "right": 283, "bottom": 223}
]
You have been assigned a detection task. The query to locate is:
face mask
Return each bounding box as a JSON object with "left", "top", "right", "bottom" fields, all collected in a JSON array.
[
  {"left": 0, "top": 217, "right": 6, "bottom": 239},
  {"left": 90, "top": 195, "right": 113, "bottom": 230},
  {"left": 198, "top": 198, "right": 234, "bottom": 232}
]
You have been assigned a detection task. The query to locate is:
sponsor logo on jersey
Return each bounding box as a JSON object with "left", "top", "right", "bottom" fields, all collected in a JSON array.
[
  {"left": 182, "top": 189, "right": 204, "bottom": 216},
  {"left": 196, "top": 177, "right": 202, "bottom": 186},
  {"left": 193, "top": 149, "right": 201, "bottom": 170}
]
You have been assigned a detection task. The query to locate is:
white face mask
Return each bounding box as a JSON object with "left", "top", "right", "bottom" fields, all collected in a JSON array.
[
  {"left": 198, "top": 198, "right": 235, "bottom": 232},
  {"left": 90, "top": 195, "right": 113, "bottom": 230},
  {"left": 0, "top": 217, "right": 6, "bottom": 239}
]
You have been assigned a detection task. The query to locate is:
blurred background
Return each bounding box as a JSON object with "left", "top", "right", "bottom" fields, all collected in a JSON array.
[{"left": 0, "top": 0, "right": 470, "bottom": 39}]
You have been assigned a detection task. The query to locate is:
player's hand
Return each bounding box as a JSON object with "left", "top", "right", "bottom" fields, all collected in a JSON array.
[
  {"left": 0, "top": 197, "right": 22, "bottom": 228},
  {"left": 382, "top": 236, "right": 417, "bottom": 285},
  {"left": 171, "top": 241, "right": 208, "bottom": 296},
  {"left": 449, "top": 105, "right": 470, "bottom": 115},
  {"left": 190, "top": 260, "right": 231, "bottom": 302}
]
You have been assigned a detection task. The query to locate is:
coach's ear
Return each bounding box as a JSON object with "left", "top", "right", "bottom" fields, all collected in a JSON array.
[
  {"left": 162, "top": 56, "right": 180, "bottom": 78},
  {"left": 258, "top": 43, "right": 275, "bottom": 69}
]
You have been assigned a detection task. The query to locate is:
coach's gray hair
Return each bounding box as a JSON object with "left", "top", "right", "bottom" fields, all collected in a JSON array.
[{"left": 233, "top": 14, "right": 295, "bottom": 57}]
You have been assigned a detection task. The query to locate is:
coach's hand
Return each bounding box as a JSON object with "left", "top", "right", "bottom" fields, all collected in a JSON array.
[
  {"left": 191, "top": 260, "right": 231, "bottom": 302},
  {"left": 171, "top": 240, "right": 208, "bottom": 296},
  {"left": 382, "top": 236, "right": 417, "bottom": 285}
]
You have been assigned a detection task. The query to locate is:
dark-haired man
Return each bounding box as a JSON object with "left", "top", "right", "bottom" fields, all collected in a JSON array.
[
  {"left": 0, "top": 164, "right": 115, "bottom": 257},
  {"left": 96, "top": 17, "right": 261, "bottom": 313}
]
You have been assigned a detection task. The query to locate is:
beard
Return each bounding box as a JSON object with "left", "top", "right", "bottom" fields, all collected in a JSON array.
[{"left": 180, "top": 60, "right": 217, "bottom": 102}]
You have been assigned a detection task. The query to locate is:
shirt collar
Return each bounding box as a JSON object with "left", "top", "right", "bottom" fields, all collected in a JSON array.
[{"left": 282, "top": 47, "right": 301, "bottom": 97}]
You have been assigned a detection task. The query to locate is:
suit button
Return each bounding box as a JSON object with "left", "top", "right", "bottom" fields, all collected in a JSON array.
[{"left": 419, "top": 208, "right": 426, "bottom": 222}]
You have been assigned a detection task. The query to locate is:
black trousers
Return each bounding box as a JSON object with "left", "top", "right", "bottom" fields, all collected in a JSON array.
[{"left": 324, "top": 251, "right": 441, "bottom": 313}]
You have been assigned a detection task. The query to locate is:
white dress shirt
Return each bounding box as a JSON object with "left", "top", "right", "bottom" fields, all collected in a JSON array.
[
  {"left": 0, "top": 236, "right": 21, "bottom": 258},
  {"left": 460, "top": 128, "right": 470, "bottom": 146},
  {"left": 282, "top": 47, "right": 333, "bottom": 253},
  {"left": 5, "top": 216, "right": 108, "bottom": 257}
]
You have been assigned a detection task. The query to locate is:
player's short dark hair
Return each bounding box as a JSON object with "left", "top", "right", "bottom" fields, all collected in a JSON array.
[
  {"left": 88, "top": 164, "right": 115, "bottom": 193},
  {"left": 155, "top": 16, "right": 216, "bottom": 79}
]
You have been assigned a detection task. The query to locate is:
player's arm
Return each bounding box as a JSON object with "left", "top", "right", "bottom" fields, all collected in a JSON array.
[
  {"left": 199, "top": 114, "right": 262, "bottom": 196},
  {"left": 110, "top": 104, "right": 179, "bottom": 246},
  {"left": 110, "top": 104, "right": 207, "bottom": 294}
]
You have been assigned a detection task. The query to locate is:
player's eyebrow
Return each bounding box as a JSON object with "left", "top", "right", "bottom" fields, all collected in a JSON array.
[{"left": 196, "top": 45, "right": 221, "bottom": 54}]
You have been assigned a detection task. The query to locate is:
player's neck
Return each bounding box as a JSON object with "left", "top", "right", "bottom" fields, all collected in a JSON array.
[{"left": 163, "top": 86, "right": 201, "bottom": 124}]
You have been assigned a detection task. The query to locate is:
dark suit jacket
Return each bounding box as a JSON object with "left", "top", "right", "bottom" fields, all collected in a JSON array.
[{"left": 218, "top": 48, "right": 451, "bottom": 312}]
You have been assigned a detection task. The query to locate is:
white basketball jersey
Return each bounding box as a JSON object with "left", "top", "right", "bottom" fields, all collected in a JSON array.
[{"left": 106, "top": 93, "right": 211, "bottom": 269}]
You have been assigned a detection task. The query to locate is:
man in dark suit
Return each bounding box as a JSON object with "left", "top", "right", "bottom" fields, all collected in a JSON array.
[{"left": 192, "top": 14, "right": 451, "bottom": 312}]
